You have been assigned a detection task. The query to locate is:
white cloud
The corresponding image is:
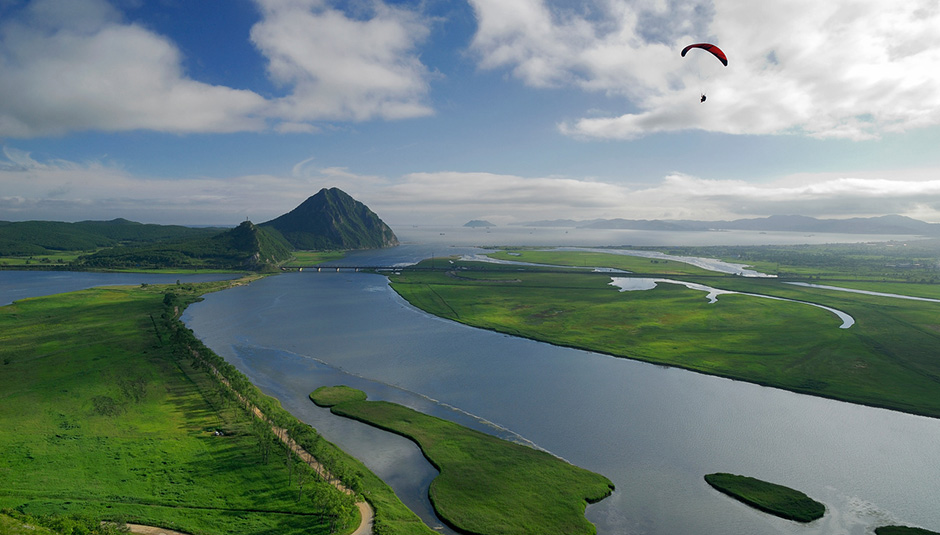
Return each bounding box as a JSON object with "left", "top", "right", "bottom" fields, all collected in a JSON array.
[
  {"left": 251, "top": 0, "right": 434, "bottom": 123},
  {"left": 0, "top": 146, "right": 330, "bottom": 224},
  {"left": 4, "top": 147, "right": 940, "bottom": 226},
  {"left": 0, "top": 0, "right": 434, "bottom": 138},
  {"left": 470, "top": 0, "right": 940, "bottom": 140},
  {"left": 0, "top": 0, "right": 270, "bottom": 137},
  {"left": 366, "top": 169, "right": 940, "bottom": 225}
]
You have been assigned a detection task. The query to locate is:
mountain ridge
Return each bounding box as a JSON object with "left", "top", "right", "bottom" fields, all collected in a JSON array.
[
  {"left": 2, "top": 188, "right": 397, "bottom": 270},
  {"left": 516, "top": 214, "right": 940, "bottom": 236}
]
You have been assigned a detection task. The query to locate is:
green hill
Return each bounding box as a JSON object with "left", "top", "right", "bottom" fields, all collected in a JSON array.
[
  {"left": 0, "top": 219, "right": 221, "bottom": 256},
  {"left": 261, "top": 187, "right": 399, "bottom": 250},
  {"left": 74, "top": 221, "right": 292, "bottom": 271},
  {"left": 3, "top": 188, "right": 397, "bottom": 270}
]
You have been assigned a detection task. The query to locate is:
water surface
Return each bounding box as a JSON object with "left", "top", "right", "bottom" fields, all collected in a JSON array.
[
  {"left": 0, "top": 270, "right": 235, "bottom": 306},
  {"left": 184, "top": 265, "right": 940, "bottom": 535}
]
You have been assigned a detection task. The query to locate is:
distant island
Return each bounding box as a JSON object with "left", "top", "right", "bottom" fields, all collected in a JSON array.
[
  {"left": 516, "top": 214, "right": 940, "bottom": 236},
  {"left": 464, "top": 220, "right": 496, "bottom": 228},
  {"left": 0, "top": 187, "right": 397, "bottom": 271}
]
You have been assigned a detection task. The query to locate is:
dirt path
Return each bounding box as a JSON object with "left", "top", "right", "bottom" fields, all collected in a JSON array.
[
  {"left": 268, "top": 411, "right": 375, "bottom": 534},
  {"left": 126, "top": 362, "right": 375, "bottom": 535},
  {"left": 215, "top": 356, "right": 375, "bottom": 535},
  {"left": 126, "top": 524, "right": 191, "bottom": 535}
]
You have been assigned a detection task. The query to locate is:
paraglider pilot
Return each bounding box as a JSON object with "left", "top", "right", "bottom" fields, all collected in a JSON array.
[{"left": 700, "top": 94, "right": 706, "bottom": 103}]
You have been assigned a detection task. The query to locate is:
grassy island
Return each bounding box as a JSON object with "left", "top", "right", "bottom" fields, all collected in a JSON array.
[
  {"left": 311, "top": 385, "right": 615, "bottom": 535},
  {"left": 875, "top": 527, "right": 940, "bottom": 535},
  {"left": 704, "top": 473, "right": 825, "bottom": 522}
]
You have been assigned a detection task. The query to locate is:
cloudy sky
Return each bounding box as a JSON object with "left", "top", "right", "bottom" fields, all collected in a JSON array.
[{"left": 2, "top": 0, "right": 940, "bottom": 227}]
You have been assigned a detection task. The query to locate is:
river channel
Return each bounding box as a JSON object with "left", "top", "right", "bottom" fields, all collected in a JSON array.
[{"left": 181, "top": 244, "right": 940, "bottom": 535}]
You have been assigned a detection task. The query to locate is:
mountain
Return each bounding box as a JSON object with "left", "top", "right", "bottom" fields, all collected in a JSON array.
[
  {"left": 580, "top": 218, "right": 689, "bottom": 231},
  {"left": 464, "top": 220, "right": 496, "bottom": 228},
  {"left": 75, "top": 221, "right": 292, "bottom": 271},
  {"left": 261, "top": 187, "right": 398, "bottom": 250},
  {"left": 516, "top": 215, "right": 940, "bottom": 236}
]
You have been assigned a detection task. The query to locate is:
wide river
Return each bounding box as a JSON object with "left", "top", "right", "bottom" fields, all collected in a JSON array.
[{"left": 180, "top": 240, "right": 940, "bottom": 535}]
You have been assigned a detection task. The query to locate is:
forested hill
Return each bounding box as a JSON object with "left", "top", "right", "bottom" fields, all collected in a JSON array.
[
  {"left": 74, "top": 221, "right": 293, "bottom": 271},
  {"left": 0, "top": 219, "right": 222, "bottom": 256},
  {"left": 261, "top": 187, "right": 399, "bottom": 250},
  {"left": 2, "top": 188, "right": 398, "bottom": 271}
]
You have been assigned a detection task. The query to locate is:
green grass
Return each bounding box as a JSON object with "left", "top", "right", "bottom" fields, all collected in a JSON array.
[
  {"left": 0, "top": 512, "right": 58, "bottom": 535},
  {"left": 389, "top": 252, "right": 940, "bottom": 418},
  {"left": 704, "top": 473, "right": 825, "bottom": 522},
  {"left": 283, "top": 250, "right": 346, "bottom": 267},
  {"left": 0, "top": 252, "right": 81, "bottom": 267},
  {"left": 311, "top": 386, "right": 614, "bottom": 535},
  {"left": 0, "top": 279, "right": 436, "bottom": 535}
]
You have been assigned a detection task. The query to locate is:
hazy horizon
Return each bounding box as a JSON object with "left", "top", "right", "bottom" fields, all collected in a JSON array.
[{"left": 2, "top": 0, "right": 940, "bottom": 227}]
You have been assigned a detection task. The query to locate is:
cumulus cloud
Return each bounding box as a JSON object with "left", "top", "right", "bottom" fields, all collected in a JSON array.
[
  {"left": 0, "top": 0, "right": 434, "bottom": 138},
  {"left": 0, "top": 0, "right": 269, "bottom": 137},
  {"left": 470, "top": 0, "right": 940, "bottom": 140},
  {"left": 251, "top": 0, "right": 434, "bottom": 123}
]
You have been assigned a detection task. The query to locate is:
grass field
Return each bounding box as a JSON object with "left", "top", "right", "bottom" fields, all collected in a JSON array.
[
  {"left": 703, "top": 473, "right": 825, "bottom": 522},
  {"left": 0, "top": 279, "right": 435, "bottom": 535},
  {"left": 282, "top": 250, "right": 346, "bottom": 267},
  {"left": 311, "top": 386, "right": 614, "bottom": 535},
  {"left": 389, "top": 250, "right": 940, "bottom": 418}
]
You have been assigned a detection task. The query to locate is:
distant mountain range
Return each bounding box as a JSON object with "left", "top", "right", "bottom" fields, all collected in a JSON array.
[
  {"left": 516, "top": 215, "right": 940, "bottom": 236},
  {"left": 1, "top": 187, "right": 398, "bottom": 271}
]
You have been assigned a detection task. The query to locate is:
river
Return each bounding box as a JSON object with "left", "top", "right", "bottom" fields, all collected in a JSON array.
[
  {"left": 0, "top": 270, "right": 235, "bottom": 306},
  {"left": 180, "top": 243, "right": 940, "bottom": 535}
]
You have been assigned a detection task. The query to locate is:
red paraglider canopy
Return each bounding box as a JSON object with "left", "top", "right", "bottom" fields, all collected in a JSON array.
[{"left": 681, "top": 43, "right": 728, "bottom": 66}]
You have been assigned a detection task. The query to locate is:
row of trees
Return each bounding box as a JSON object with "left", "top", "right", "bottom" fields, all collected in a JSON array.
[{"left": 159, "top": 290, "right": 362, "bottom": 533}]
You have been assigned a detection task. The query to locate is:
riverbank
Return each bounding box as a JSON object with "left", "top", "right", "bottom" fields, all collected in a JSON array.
[{"left": 388, "top": 252, "right": 940, "bottom": 419}]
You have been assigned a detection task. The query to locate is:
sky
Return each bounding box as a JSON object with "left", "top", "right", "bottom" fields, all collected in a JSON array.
[{"left": 2, "top": 0, "right": 940, "bottom": 227}]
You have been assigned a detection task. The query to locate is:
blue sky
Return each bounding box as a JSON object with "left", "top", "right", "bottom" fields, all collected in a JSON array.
[{"left": 2, "top": 0, "right": 940, "bottom": 226}]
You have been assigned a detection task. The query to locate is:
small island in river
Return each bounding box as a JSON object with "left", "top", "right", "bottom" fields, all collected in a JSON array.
[{"left": 704, "top": 473, "right": 825, "bottom": 522}]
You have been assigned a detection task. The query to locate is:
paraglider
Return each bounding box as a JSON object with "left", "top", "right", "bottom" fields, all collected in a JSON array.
[
  {"left": 681, "top": 43, "right": 728, "bottom": 66},
  {"left": 681, "top": 43, "right": 727, "bottom": 103}
]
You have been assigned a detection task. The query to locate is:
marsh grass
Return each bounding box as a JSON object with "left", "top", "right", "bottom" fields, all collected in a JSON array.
[
  {"left": 875, "top": 526, "right": 940, "bottom": 535},
  {"left": 283, "top": 250, "right": 346, "bottom": 267},
  {"left": 311, "top": 386, "right": 614, "bottom": 535},
  {"left": 704, "top": 473, "right": 825, "bottom": 522},
  {"left": 390, "top": 251, "right": 940, "bottom": 418}
]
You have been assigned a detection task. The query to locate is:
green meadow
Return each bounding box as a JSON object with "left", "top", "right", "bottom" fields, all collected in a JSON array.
[
  {"left": 282, "top": 250, "right": 347, "bottom": 267},
  {"left": 0, "top": 279, "right": 434, "bottom": 535},
  {"left": 311, "top": 386, "right": 614, "bottom": 535},
  {"left": 389, "top": 249, "right": 940, "bottom": 418}
]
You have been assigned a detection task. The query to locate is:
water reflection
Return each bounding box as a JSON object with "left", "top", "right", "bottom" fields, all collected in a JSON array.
[{"left": 184, "top": 269, "right": 940, "bottom": 535}]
